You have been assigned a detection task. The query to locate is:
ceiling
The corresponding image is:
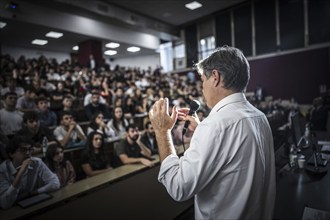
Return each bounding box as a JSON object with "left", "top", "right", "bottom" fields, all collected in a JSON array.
[{"left": 0, "top": 0, "right": 247, "bottom": 59}]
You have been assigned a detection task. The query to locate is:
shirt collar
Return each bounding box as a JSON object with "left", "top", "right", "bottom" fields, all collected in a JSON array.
[{"left": 209, "top": 92, "right": 247, "bottom": 116}]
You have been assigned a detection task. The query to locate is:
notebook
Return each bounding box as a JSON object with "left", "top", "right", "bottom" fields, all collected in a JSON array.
[{"left": 17, "top": 193, "right": 53, "bottom": 208}]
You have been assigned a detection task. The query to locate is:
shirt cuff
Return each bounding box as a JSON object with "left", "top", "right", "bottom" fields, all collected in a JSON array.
[{"left": 158, "top": 154, "right": 179, "bottom": 182}]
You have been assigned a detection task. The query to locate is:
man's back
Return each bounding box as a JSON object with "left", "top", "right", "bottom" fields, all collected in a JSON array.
[
  {"left": 194, "top": 94, "right": 275, "bottom": 219},
  {"left": 158, "top": 93, "right": 276, "bottom": 220}
]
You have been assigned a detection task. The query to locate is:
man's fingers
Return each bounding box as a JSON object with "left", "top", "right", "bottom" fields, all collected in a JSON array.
[{"left": 171, "top": 105, "right": 178, "bottom": 122}]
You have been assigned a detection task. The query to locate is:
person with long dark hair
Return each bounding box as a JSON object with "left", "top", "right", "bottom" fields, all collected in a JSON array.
[
  {"left": 80, "top": 131, "right": 112, "bottom": 177},
  {"left": 107, "top": 106, "right": 129, "bottom": 138},
  {"left": 87, "top": 112, "right": 115, "bottom": 140},
  {"left": 45, "top": 141, "right": 76, "bottom": 188}
]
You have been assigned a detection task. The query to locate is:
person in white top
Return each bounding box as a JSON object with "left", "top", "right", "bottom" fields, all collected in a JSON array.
[{"left": 149, "top": 46, "right": 276, "bottom": 220}]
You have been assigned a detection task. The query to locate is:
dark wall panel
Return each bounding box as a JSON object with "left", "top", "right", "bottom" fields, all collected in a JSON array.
[
  {"left": 215, "top": 11, "right": 232, "bottom": 47},
  {"left": 279, "top": 0, "right": 304, "bottom": 50},
  {"left": 255, "top": 0, "right": 277, "bottom": 55},
  {"left": 308, "top": 0, "right": 330, "bottom": 45},
  {"left": 185, "top": 24, "right": 198, "bottom": 67},
  {"left": 247, "top": 47, "right": 330, "bottom": 104},
  {"left": 234, "top": 3, "right": 252, "bottom": 56}
]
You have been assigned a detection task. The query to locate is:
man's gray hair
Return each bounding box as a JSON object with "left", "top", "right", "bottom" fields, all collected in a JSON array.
[{"left": 195, "top": 46, "right": 250, "bottom": 92}]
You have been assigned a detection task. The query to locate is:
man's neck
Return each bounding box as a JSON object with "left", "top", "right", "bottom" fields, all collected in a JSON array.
[{"left": 5, "top": 106, "right": 16, "bottom": 112}]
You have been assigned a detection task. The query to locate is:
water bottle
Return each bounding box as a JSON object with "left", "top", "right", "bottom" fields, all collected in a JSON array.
[{"left": 42, "top": 137, "right": 48, "bottom": 157}]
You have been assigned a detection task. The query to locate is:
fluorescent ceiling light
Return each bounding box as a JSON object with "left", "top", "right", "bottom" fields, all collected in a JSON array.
[
  {"left": 105, "top": 42, "right": 120, "bottom": 48},
  {"left": 104, "top": 50, "right": 117, "bottom": 56},
  {"left": 185, "top": 1, "right": 202, "bottom": 10},
  {"left": 45, "top": 31, "right": 63, "bottom": 38},
  {"left": 31, "top": 39, "right": 48, "bottom": 45},
  {"left": 0, "top": 21, "right": 7, "bottom": 28},
  {"left": 127, "top": 46, "right": 140, "bottom": 52},
  {"left": 72, "top": 45, "right": 79, "bottom": 51}
]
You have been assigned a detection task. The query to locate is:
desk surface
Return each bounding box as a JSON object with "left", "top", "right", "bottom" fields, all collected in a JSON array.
[
  {"left": 0, "top": 155, "right": 161, "bottom": 219},
  {"left": 274, "top": 131, "right": 330, "bottom": 220}
]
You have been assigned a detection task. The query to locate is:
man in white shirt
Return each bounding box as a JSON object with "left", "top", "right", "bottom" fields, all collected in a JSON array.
[
  {"left": 0, "top": 92, "right": 23, "bottom": 138},
  {"left": 149, "top": 46, "right": 276, "bottom": 220}
]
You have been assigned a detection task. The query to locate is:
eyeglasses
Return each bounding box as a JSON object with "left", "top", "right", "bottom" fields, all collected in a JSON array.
[{"left": 18, "top": 147, "right": 34, "bottom": 153}]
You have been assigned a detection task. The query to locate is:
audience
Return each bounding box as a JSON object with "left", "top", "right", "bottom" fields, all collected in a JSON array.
[
  {"left": 0, "top": 92, "right": 24, "bottom": 139},
  {"left": 114, "top": 124, "right": 153, "bottom": 167},
  {"left": 307, "top": 96, "right": 329, "bottom": 131},
  {"left": 16, "top": 111, "right": 54, "bottom": 155},
  {"left": 45, "top": 141, "right": 76, "bottom": 187},
  {"left": 60, "top": 95, "right": 78, "bottom": 121},
  {"left": 0, "top": 78, "right": 24, "bottom": 97},
  {"left": 0, "top": 136, "right": 60, "bottom": 209},
  {"left": 84, "top": 91, "right": 110, "bottom": 120},
  {"left": 107, "top": 106, "right": 129, "bottom": 138},
  {"left": 16, "top": 86, "right": 37, "bottom": 112},
  {"left": 53, "top": 111, "right": 86, "bottom": 148},
  {"left": 86, "top": 112, "right": 115, "bottom": 139},
  {"left": 36, "top": 97, "right": 57, "bottom": 127},
  {"left": 80, "top": 131, "right": 113, "bottom": 177},
  {"left": 140, "top": 121, "right": 158, "bottom": 155}
]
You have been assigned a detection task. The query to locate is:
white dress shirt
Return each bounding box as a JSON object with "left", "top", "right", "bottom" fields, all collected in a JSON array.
[{"left": 159, "top": 93, "right": 276, "bottom": 220}]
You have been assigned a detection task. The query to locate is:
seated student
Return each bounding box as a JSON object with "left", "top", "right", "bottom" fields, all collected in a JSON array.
[
  {"left": 0, "top": 92, "right": 23, "bottom": 139},
  {"left": 44, "top": 141, "right": 76, "bottom": 187},
  {"left": 53, "top": 111, "right": 87, "bottom": 148},
  {"left": 140, "top": 121, "right": 158, "bottom": 155},
  {"left": 114, "top": 124, "right": 153, "bottom": 167},
  {"left": 16, "top": 86, "right": 38, "bottom": 113},
  {"left": 84, "top": 91, "right": 110, "bottom": 120},
  {"left": 83, "top": 86, "right": 107, "bottom": 107},
  {"left": 16, "top": 111, "right": 54, "bottom": 155},
  {"left": 307, "top": 97, "right": 329, "bottom": 131},
  {"left": 80, "top": 131, "right": 113, "bottom": 177},
  {"left": 58, "top": 95, "right": 78, "bottom": 121},
  {"left": 87, "top": 112, "right": 115, "bottom": 140},
  {"left": 36, "top": 97, "right": 58, "bottom": 127},
  {"left": 0, "top": 136, "right": 60, "bottom": 209},
  {"left": 107, "top": 106, "right": 129, "bottom": 138}
]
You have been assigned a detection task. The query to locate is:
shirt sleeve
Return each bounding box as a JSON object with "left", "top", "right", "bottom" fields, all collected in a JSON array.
[
  {"left": 66, "top": 161, "right": 76, "bottom": 184},
  {"left": 35, "top": 159, "right": 60, "bottom": 194},
  {"left": 0, "top": 164, "right": 20, "bottom": 209},
  {"left": 115, "top": 141, "right": 126, "bottom": 156},
  {"left": 53, "top": 127, "right": 64, "bottom": 141},
  {"left": 158, "top": 121, "right": 226, "bottom": 202}
]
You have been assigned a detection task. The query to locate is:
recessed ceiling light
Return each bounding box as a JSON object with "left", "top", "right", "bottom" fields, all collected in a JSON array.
[
  {"left": 45, "top": 31, "right": 63, "bottom": 38},
  {"left": 185, "top": 1, "right": 202, "bottom": 10},
  {"left": 127, "top": 46, "right": 140, "bottom": 52},
  {"left": 105, "top": 42, "right": 120, "bottom": 48},
  {"left": 0, "top": 21, "right": 7, "bottom": 28},
  {"left": 72, "top": 45, "right": 79, "bottom": 51},
  {"left": 31, "top": 39, "right": 48, "bottom": 45},
  {"left": 104, "top": 50, "right": 117, "bottom": 56}
]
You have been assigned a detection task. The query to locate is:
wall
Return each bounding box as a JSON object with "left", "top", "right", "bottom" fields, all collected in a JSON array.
[
  {"left": 247, "top": 46, "right": 330, "bottom": 104},
  {"left": 2, "top": 45, "right": 70, "bottom": 63},
  {"left": 110, "top": 54, "right": 160, "bottom": 71}
]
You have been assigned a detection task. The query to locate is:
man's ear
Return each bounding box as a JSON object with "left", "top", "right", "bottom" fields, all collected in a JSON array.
[{"left": 211, "top": 70, "right": 221, "bottom": 87}]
